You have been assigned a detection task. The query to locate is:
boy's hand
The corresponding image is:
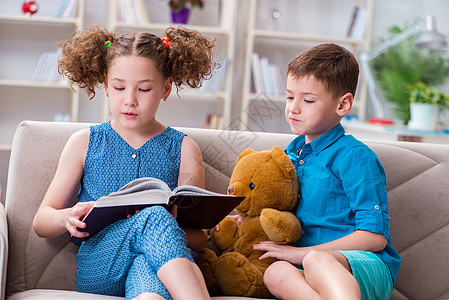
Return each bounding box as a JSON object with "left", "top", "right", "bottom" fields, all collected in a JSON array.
[
  {"left": 65, "top": 201, "right": 95, "bottom": 238},
  {"left": 253, "top": 241, "right": 305, "bottom": 265}
]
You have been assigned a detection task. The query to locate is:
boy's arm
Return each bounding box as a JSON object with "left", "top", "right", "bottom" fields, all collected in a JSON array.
[
  {"left": 178, "top": 136, "right": 207, "bottom": 252},
  {"left": 254, "top": 230, "right": 387, "bottom": 265}
]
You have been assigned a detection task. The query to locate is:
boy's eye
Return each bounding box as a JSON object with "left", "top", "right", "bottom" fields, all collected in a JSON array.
[
  {"left": 304, "top": 99, "right": 314, "bottom": 103},
  {"left": 286, "top": 96, "right": 294, "bottom": 101},
  {"left": 139, "top": 88, "right": 150, "bottom": 92}
]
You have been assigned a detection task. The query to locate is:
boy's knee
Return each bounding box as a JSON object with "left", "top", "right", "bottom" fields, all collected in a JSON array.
[
  {"left": 264, "top": 261, "right": 291, "bottom": 288},
  {"left": 302, "top": 250, "right": 335, "bottom": 269}
]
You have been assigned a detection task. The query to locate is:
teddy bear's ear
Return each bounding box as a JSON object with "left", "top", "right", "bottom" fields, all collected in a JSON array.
[
  {"left": 271, "top": 146, "right": 296, "bottom": 179},
  {"left": 237, "top": 148, "right": 257, "bottom": 163}
]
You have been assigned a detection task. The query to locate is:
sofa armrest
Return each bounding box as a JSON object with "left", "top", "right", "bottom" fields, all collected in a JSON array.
[{"left": 0, "top": 203, "right": 7, "bottom": 300}]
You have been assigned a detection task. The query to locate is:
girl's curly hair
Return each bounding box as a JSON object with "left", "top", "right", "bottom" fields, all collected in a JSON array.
[{"left": 58, "top": 25, "right": 216, "bottom": 99}]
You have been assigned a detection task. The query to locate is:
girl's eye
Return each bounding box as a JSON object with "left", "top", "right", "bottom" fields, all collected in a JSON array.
[
  {"left": 304, "top": 99, "right": 314, "bottom": 104},
  {"left": 286, "top": 96, "right": 294, "bottom": 101},
  {"left": 114, "top": 86, "right": 125, "bottom": 91},
  {"left": 139, "top": 88, "right": 150, "bottom": 92}
]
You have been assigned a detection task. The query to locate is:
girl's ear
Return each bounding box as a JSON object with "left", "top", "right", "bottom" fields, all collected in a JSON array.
[
  {"left": 104, "top": 74, "right": 109, "bottom": 97},
  {"left": 162, "top": 77, "right": 173, "bottom": 101},
  {"left": 336, "top": 92, "right": 353, "bottom": 117}
]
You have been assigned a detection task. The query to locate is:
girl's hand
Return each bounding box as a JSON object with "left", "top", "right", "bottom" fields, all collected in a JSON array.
[
  {"left": 253, "top": 241, "right": 306, "bottom": 265},
  {"left": 65, "top": 201, "right": 95, "bottom": 239}
]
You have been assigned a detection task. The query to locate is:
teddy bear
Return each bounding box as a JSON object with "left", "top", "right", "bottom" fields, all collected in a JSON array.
[{"left": 197, "top": 146, "right": 301, "bottom": 298}]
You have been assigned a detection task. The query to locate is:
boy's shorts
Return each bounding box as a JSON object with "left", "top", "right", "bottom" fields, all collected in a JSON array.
[{"left": 336, "top": 250, "right": 394, "bottom": 300}]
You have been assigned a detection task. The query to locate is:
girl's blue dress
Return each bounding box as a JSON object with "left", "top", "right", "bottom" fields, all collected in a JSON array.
[{"left": 75, "top": 122, "right": 191, "bottom": 299}]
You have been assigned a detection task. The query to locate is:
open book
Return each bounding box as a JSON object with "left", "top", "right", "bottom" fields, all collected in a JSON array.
[{"left": 70, "top": 177, "right": 244, "bottom": 243}]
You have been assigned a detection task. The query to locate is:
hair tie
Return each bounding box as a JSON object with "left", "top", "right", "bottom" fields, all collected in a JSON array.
[
  {"left": 161, "top": 37, "right": 171, "bottom": 48},
  {"left": 104, "top": 38, "right": 112, "bottom": 50}
]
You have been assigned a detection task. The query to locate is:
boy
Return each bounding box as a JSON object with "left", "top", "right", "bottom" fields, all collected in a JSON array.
[{"left": 253, "top": 43, "right": 401, "bottom": 300}]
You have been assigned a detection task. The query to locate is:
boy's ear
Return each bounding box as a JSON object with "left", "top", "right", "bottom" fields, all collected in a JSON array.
[{"left": 336, "top": 92, "right": 353, "bottom": 117}]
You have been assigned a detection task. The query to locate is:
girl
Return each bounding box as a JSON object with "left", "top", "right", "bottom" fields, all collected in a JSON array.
[{"left": 33, "top": 25, "right": 216, "bottom": 300}]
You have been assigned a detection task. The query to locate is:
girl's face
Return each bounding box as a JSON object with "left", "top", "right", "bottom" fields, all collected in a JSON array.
[
  {"left": 105, "top": 55, "right": 171, "bottom": 133},
  {"left": 285, "top": 74, "right": 351, "bottom": 144}
]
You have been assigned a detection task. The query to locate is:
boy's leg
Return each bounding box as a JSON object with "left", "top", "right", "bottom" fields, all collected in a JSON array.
[
  {"left": 302, "top": 250, "right": 361, "bottom": 300},
  {"left": 264, "top": 261, "right": 320, "bottom": 300}
]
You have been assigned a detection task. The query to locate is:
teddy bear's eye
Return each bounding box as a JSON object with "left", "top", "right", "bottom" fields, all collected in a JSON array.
[{"left": 249, "top": 182, "right": 255, "bottom": 190}]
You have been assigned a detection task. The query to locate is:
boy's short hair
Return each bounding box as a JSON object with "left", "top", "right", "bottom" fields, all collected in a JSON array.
[{"left": 287, "top": 43, "right": 359, "bottom": 99}]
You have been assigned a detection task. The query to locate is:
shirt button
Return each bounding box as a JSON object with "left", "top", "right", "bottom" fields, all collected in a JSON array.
[
  {"left": 374, "top": 205, "right": 380, "bottom": 210},
  {"left": 131, "top": 153, "right": 137, "bottom": 159},
  {"left": 299, "top": 160, "right": 304, "bottom": 165}
]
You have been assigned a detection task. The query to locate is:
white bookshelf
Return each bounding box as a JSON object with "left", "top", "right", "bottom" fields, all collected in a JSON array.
[
  {"left": 0, "top": 0, "right": 85, "bottom": 150},
  {"left": 105, "top": 0, "right": 238, "bottom": 129},
  {"left": 240, "top": 0, "right": 374, "bottom": 132}
]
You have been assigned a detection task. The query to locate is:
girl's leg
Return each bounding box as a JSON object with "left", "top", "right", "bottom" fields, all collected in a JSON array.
[
  {"left": 126, "top": 255, "right": 171, "bottom": 300},
  {"left": 302, "top": 250, "right": 360, "bottom": 300},
  {"left": 157, "top": 257, "right": 210, "bottom": 300},
  {"left": 264, "top": 261, "right": 320, "bottom": 300},
  {"left": 76, "top": 206, "right": 204, "bottom": 299}
]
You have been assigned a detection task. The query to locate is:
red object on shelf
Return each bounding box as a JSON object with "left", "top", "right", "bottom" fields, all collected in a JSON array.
[
  {"left": 368, "top": 117, "right": 394, "bottom": 125},
  {"left": 22, "top": 1, "right": 39, "bottom": 15}
]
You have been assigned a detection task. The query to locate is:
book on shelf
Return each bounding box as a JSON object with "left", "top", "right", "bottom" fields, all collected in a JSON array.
[
  {"left": 202, "top": 113, "right": 224, "bottom": 129},
  {"left": 52, "top": 0, "right": 77, "bottom": 18},
  {"left": 70, "top": 177, "right": 244, "bottom": 243},
  {"left": 251, "top": 53, "right": 284, "bottom": 96},
  {"left": 346, "top": 5, "right": 359, "bottom": 37},
  {"left": 117, "top": 0, "right": 149, "bottom": 24},
  {"left": 30, "top": 50, "right": 61, "bottom": 82},
  {"left": 347, "top": 5, "right": 368, "bottom": 39},
  {"left": 199, "top": 57, "right": 229, "bottom": 92}
]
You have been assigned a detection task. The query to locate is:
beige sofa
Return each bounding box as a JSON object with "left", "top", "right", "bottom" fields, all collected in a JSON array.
[{"left": 1, "top": 120, "right": 449, "bottom": 300}]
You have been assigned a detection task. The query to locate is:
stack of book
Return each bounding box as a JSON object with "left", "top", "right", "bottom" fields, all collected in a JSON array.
[
  {"left": 198, "top": 57, "right": 229, "bottom": 92},
  {"left": 251, "top": 53, "right": 285, "bottom": 96},
  {"left": 30, "top": 50, "right": 61, "bottom": 82},
  {"left": 52, "top": 0, "right": 77, "bottom": 18},
  {"left": 117, "top": 0, "right": 149, "bottom": 24}
]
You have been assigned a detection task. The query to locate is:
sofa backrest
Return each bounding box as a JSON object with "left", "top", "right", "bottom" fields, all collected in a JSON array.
[{"left": 5, "top": 121, "right": 449, "bottom": 299}]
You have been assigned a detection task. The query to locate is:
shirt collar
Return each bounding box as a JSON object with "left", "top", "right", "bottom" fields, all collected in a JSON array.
[{"left": 285, "top": 123, "right": 346, "bottom": 157}]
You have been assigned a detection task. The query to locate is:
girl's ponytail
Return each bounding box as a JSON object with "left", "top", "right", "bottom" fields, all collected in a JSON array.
[
  {"left": 164, "top": 26, "right": 217, "bottom": 91},
  {"left": 58, "top": 25, "right": 116, "bottom": 99}
]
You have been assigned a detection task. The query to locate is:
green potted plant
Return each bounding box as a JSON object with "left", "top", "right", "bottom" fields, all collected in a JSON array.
[
  {"left": 372, "top": 24, "right": 449, "bottom": 125},
  {"left": 407, "top": 82, "right": 449, "bottom": 130},
  {"left": 168, "top": 0, "right": 204, "bottom": 24}
]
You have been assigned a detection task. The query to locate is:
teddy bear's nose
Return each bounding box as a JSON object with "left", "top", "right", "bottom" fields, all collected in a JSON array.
[{"left": 227, "top": 186, "right": 234, "bottom": 194}]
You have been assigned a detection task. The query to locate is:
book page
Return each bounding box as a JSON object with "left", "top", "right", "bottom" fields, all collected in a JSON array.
[
  {"left": 109, "top": 177, "right": 171, "bottom": 197},
  {"left": 95, "top": 189, "right": 171, "bottom": 207},
  {"left": 172, "top": 185, "right": 230, "bottom": 196}
]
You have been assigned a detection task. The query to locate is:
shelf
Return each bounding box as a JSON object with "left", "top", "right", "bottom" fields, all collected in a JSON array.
[
  {"left": 252, "top": 29, "right": 366, "bottom": 46},
  {"left": 0, "top": 14, "right": 80, "bottom": 26},
  {"left": 0, "top": 79, "right": 70, "bottom": 89},
  {"left": 112, "top": 22, "right": 231, "bottom": 36},
  {"left": 240, "top": 0, "right": 374, "bottom": 131},
  {"left": 106, "top": 0, "right": 238, "bottom": 129},
  {"left": 0, "top": 143, "right": 12, "bottom": 152}
]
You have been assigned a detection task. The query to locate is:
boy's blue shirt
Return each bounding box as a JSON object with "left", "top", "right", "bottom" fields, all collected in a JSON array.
[{"left": 285, "top": 123, "right": 401, "bottom": 283}]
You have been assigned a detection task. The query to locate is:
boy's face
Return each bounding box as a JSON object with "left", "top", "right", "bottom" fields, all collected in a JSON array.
[{"left": 285, "top": 74, "right": 351, "bottom": 144}]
